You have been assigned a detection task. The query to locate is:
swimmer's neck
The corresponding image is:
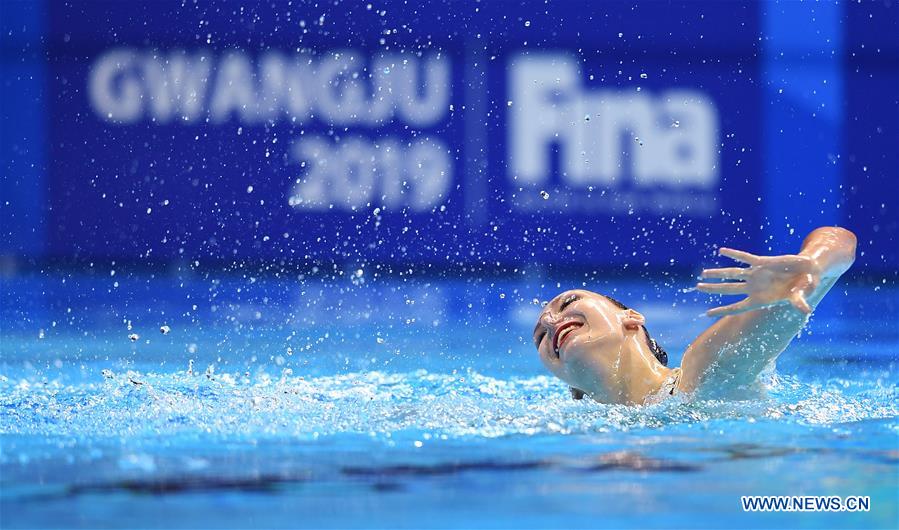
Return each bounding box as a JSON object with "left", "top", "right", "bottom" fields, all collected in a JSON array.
[{"left": 586, "top": 336, "right": 674, "bottom": 405}]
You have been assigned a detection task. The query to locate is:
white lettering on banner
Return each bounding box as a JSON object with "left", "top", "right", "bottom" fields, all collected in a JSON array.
[
  {"left": 143, "top": 52, "right": 211, "bottom": 122},
  {"left": 88, "top": 49, "right": 450, "bottom": 127},
  {"left": 509, "top": 53, "right": 719, "bottom": 189},
  {"left": 288, "top": 136, "right": 452, "bottom": 212},
  {"left": 89, "top": 49, "right": 143, "bottom": 122},
  {"left": 209, "top": 53, "right": 257, "bottom": 123}
]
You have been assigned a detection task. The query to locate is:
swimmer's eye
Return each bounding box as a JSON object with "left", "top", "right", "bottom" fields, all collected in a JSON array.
[{"left": 559, "top": 294, "right": 580, "bottom": 311}]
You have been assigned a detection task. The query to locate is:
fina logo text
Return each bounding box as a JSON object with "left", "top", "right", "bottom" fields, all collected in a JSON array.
[
  {"left": 508, "top": 53, "right": 719, "bottom": 213},
  {"left": 87, "top": 49, "right": 452, "bottom": 212}
]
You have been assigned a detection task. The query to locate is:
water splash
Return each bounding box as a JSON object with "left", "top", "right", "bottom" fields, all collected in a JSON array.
[{"left": 2, "top": 368, "right": 896, "bottom": 442}]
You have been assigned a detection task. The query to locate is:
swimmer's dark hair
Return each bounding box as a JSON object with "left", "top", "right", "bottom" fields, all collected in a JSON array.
[{"left": 603, "top": 295, "right": 668, "bottom": 367}]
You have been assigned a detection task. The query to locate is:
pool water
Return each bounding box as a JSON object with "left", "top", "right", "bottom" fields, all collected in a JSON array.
[{"left": 1, "top": 272, "right": 897, "bottom": 528}]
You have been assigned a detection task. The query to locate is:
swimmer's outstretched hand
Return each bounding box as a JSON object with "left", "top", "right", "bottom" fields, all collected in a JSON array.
[
  {"left": 681, "top": 227, "right": 855, "bottom": 396},
  {"left": 697, "top": 247, "right": 821, "bottom": 317}
]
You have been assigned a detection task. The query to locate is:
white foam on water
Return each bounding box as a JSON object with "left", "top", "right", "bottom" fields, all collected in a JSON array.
[{"left": 1, "top": 368, "right": 896, "bottom": 441}]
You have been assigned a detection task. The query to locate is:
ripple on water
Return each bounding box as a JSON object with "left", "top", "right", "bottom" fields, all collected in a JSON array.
[{"left": 1, "top": 368, "right": 897, "bottom": 441}]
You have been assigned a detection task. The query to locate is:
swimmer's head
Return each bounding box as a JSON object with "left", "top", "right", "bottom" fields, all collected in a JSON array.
[{"left": 533, "top": 290, "right": 669, "bottom": 402}]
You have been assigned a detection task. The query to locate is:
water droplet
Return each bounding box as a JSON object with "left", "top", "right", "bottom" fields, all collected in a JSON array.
[
  {"left": 540, "top": 190, "right": 550, "bottom": 200},
  {"left": 159, "top": 325, "right": 171, "bottom": 335},
  {"left": 128, "top": 333, "right": 139, "bottom": 342}
]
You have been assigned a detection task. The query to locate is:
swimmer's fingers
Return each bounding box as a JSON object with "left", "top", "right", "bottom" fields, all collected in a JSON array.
[
  {"left": 718, "top": 247, "right": 761, "bottom": 264},
  {"left": 761, "top": 253, "right": 816, "bottom": 269},
  {"left": 700, "top": 267, "right": 749, "bottom": 280},
  {"left": 706, "top": 298, "right": 754, "bottom": 317},
  {"left": 696, "top": 282, "right": 748, "bottom": 295}
]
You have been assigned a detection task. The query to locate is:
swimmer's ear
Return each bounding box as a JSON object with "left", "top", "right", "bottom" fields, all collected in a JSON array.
[
  {"left": 622, "top": 309, "right": 645, "bottom": 333},
  {"left": 570, "top": 387, "right": 585, "bottom": 400}
]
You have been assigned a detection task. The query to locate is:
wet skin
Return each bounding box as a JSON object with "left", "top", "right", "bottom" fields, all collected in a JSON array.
[
  {"left": 533, "top": 290, "right": 672, "bottom": 405},
  {"left": 534, "top": 226, "right": 857, "bottom": 405}
]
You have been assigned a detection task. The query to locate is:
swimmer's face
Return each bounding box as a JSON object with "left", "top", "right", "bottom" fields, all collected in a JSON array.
[{"left": 533, "top": 290, "right": 645, "bottom": 394}]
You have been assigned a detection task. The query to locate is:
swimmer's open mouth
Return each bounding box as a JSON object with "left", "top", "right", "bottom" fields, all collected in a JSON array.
[{"left": 553, "top": 321, "right": 583, "bottom": 357}]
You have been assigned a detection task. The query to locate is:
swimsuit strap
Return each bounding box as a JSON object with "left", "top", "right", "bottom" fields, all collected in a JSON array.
[
  {"left": 668, "top": 368, "right": 682, "bottom": 396},
  {"left": 643, "top": 368, "right": 682, "bottom": 405}
]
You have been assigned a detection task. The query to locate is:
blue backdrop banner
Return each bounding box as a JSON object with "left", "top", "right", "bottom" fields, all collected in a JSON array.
[
  {"left": 38, "top": 1, "right": 760, "bottom": 268},
  {"left": 2, "top": 1, "right": 895, "bottom": 273}
]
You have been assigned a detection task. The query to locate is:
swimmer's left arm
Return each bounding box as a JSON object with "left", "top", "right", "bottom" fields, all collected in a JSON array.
[{"left": 677, "top": 227, "right": 857, "bottom": 397}]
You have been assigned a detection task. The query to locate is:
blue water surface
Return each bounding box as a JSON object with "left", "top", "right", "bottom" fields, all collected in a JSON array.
[{"left": 1, "top": 271, "right": 897, "bottom": 529}]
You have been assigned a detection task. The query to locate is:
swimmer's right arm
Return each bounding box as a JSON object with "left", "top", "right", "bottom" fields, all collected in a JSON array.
[{"left": 677, "top": 227, "right": 857, "bottom": 397}]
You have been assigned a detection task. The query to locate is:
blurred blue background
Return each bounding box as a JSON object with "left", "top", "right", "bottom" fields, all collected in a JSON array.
[
  {"left": 2, "top": 4, "right": 898, "bottom": 529},
  {"left": 1, "top": 0, "right": 896, "bottom": 275}
]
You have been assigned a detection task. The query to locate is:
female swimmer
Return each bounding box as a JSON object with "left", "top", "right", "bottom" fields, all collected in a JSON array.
[{"left": 533, "top": 226, "right": 857, "bottom": 405}]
